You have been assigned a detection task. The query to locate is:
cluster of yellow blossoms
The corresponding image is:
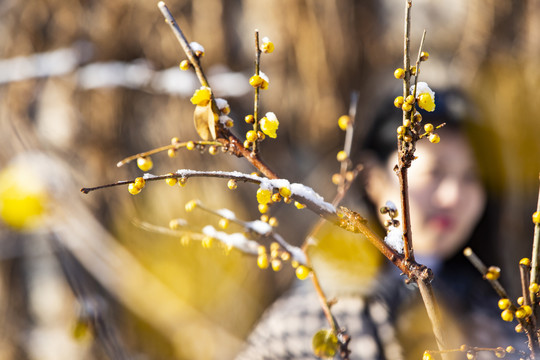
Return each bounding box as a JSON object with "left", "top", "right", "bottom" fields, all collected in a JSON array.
[
  {"left": 497, "top": 257, "right": 537, "bottom": 328},
  {"left": 423, "top": 344, "right": 516, "bottom": 360},
  {"left": 392, "top": 52, "right": 441, "bottom": 144},
  {"left": 257, "top": 242, "right": 311, "bottom": 280}
]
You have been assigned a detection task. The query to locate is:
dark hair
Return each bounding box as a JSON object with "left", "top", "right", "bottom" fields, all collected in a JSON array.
[{"left": 356, "top": 88, "right": 503, "bottom": 267}]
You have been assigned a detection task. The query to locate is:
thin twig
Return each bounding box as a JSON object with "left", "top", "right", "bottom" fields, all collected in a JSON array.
[
  {"left": 158, "top": 2, "right": 278, "bottom": 179},
  {"left": 530, "top": 173, "right": 540, "bottom": 300},
  {"left": 252, "top": 30, "right": 261, "bottom": 154},
  {"left": 158, "top": 2, "right": 209, "bottom": 87},
  {"left": 463, "top": 247, "right": 508, "bottom": 299},
  {"left": 116, "top": 140, "right": 223, "bottom": 167},
  {"left": 411, "top": 30, "right": 427, "bottom": 100},
  {"left": 417, "top": 281, "right": 448, "bottom": 355},
  {"left": 337, "top": 92, "right": 359, "bottom": 195}
]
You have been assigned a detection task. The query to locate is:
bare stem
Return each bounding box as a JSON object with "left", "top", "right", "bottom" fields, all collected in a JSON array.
[
  {"left": 116, "top": 140, "right": 223, "bottom": 167},
  {"left": 463, "top": 247, "right": 509, "bottom": 299},
  {"left": 158, "top": 2, "right": 209, "bottom": 87},
  {"left": 400, "top": 0, "right": 415, "bottom": 262},
  {"left": 412, "top": 30, "right": 427, "bottom": 99},
  {"left": 252, "top": 30, "right": 261, "bottom": 154},
  {"left": 530, "top": 173, "right": 540, "bottom": 298},
  {"left": 416, "top": 280, "right": 448, "bottom": 354},
  {"left": 337, "top": 92, "right": 359, "bottom": 195}
]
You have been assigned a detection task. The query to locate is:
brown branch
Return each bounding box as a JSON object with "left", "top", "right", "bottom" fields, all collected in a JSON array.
[
  {"left": 399, "top": 0, "right": 415, "bottom": 262},
  {"left": 252, "top": 30, "right": 261, "bottom": 155},
  {"left": 116, "top": 140, "right": 223, "bottom": 167},
  {"left": 411, "top": 30, "right": 427, "bottom": 100},
  {"left": 463, "top": 247, "right": 508, "bottom": 298},
  {"left": 158, "top": 2, "right": 277, "bottom": 179},
  {"left": 530, "top": 173, "right": 540, "bottom": 300},
  {"left": 158, "top": 2, "right": 210, "bottom": 87},
  {"left": 417, "top": 280, "right": 448, "bottom": 353},
  {"left": 464, "top": 247, "right": 538, "bottom": 357}
]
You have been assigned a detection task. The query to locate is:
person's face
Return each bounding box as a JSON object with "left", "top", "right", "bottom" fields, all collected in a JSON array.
[{"left": 367, "top": 131, "right": 487, "bottom": 259}]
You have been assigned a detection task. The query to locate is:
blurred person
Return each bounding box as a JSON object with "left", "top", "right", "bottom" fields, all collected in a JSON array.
[{"left": 235, "top": 89, "right": 520, "bottom": 360}]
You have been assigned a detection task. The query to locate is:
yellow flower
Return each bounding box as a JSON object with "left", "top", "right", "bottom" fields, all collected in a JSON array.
[
  {"left": 190, "top": 87, "right": 212, "bottom": 106},
  {"left": 260, "top": 112, "right": 279, "bottom": 138},
  {"left": 256, "top": 187, "right": 272, "bottom": 205},
  {"left": 418, "top": 93, "right": 436, "bottom": 112},
  {"left": 260, "top": 37, "right": 275, "bottom": 53},
  {"left": 412, "top": 82, "right": 436, "bottom": 112}
]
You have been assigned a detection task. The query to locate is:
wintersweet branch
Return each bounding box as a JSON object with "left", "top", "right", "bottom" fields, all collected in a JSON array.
[
  {"left": 158, "top": 1, "right": 209, "bottom": 88},
  {"left": 252, "top": 30, "right": 261, "bottom": 154},
  {"left": 530, "top": 174, "right": 540, "bottom": 298}
]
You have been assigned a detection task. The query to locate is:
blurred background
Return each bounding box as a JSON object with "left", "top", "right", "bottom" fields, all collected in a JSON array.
[{"left": 0, "top": 0, "right": 539, "bottom": 359}]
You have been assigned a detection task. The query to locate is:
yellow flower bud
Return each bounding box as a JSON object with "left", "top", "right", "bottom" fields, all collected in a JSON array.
[
  {"left": 246, "top": 130, "right": 258, "bottom": 142},
  {"left": 202, "top": 236, "right": 213, "bottom": 248},
  {"left": 268, "top": 217, "right": 279, "bottom": 227},
  {"left": 218, "top": 218, "right": 229, "bottom": 229},
  {"left": 485, "top": 266, "right": 501, "bottom": 280},
  {"left": 185, "top": 200, "right": 198, "bottom": 212},
  {"left": 271, "top": 259, "right": 281, "bottom": 271},
  {"left": 338, "top": 115, "right": 350, "bottom": 131},
  {"left": 405, "top": 94, "right": 415, "bottom": 104},
  {"left": 394, "top": 68, "right": 405, "bottom": 79},
  {"left": 336, "top": 151, "right": 348, "bottom": 162},
  {"left": 249, "top": 75, "right": 264, "bottom": 88},
  {"left": 179, "top": 60, "right": 190, "bottom": 71},
  {"left": 401, "top": 102, "right": 412, "bottom": 112},
  {"left": 428, "top": 133, "right": 440, "bottom": 144},
  {"left": 295, "top": 265, "right": 310, "bottom": 280},
  {"left": 227, "top": 179, "right": 237, "bottom": 190},
  {"left": 128, "top": 183, "right": 142, "bottom": 195},
  {"left": 134, "top": 177, "right": 146, "bottom": 189},
  {"left": 258, "top": 203, "right": 268, "bottom": 214},
  {"left": 501, "top": 309, "right": 514, "bottom": 322},
  {"left": 245, "top": 114, "right": 254, "bottom": 124},
  {"left": 165, "top": 176, "right": 178, "bottom": 186},
  {"left": 533, "top": 211, "right": 540, "bottom": 224},
  {"left": 394, "top": 96, "right": 404, "bottom": 109},
  {"left": 498, "top": 298, "right": 511, "bottom": 310},
  {"left": 257, "top": 254, "right": 269, "bottom": 269},
  {"left": 294, "top": 201, "right": 306, "bottom": 209},
  {"left": 137, "top": 157, "right": 153, "bottom": 171}
]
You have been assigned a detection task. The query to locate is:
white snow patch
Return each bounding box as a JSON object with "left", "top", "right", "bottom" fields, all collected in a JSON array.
[
  {"left": 247, "top": 220, "right": 272, "bottom": 236},
  {"left": 202, "top": 226, "right": 259, "bottom": 254},
  {"left": 411, "top": 81, "right": 435, "bottom": 98},
  {"left": 385, "top": 201, "right": 397, "bottom": 212},
  {"left": 384, "top": 227, "right": 404, "bottom": 254},
  {"left": 189, "top": 42, "right": 205, "bottom": 54},
  {"left": 216, "top": 208, "right": 236, "bottom": 220},
  {"left": 215, "top": 98, "right": 228, "bottom": 111}
]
